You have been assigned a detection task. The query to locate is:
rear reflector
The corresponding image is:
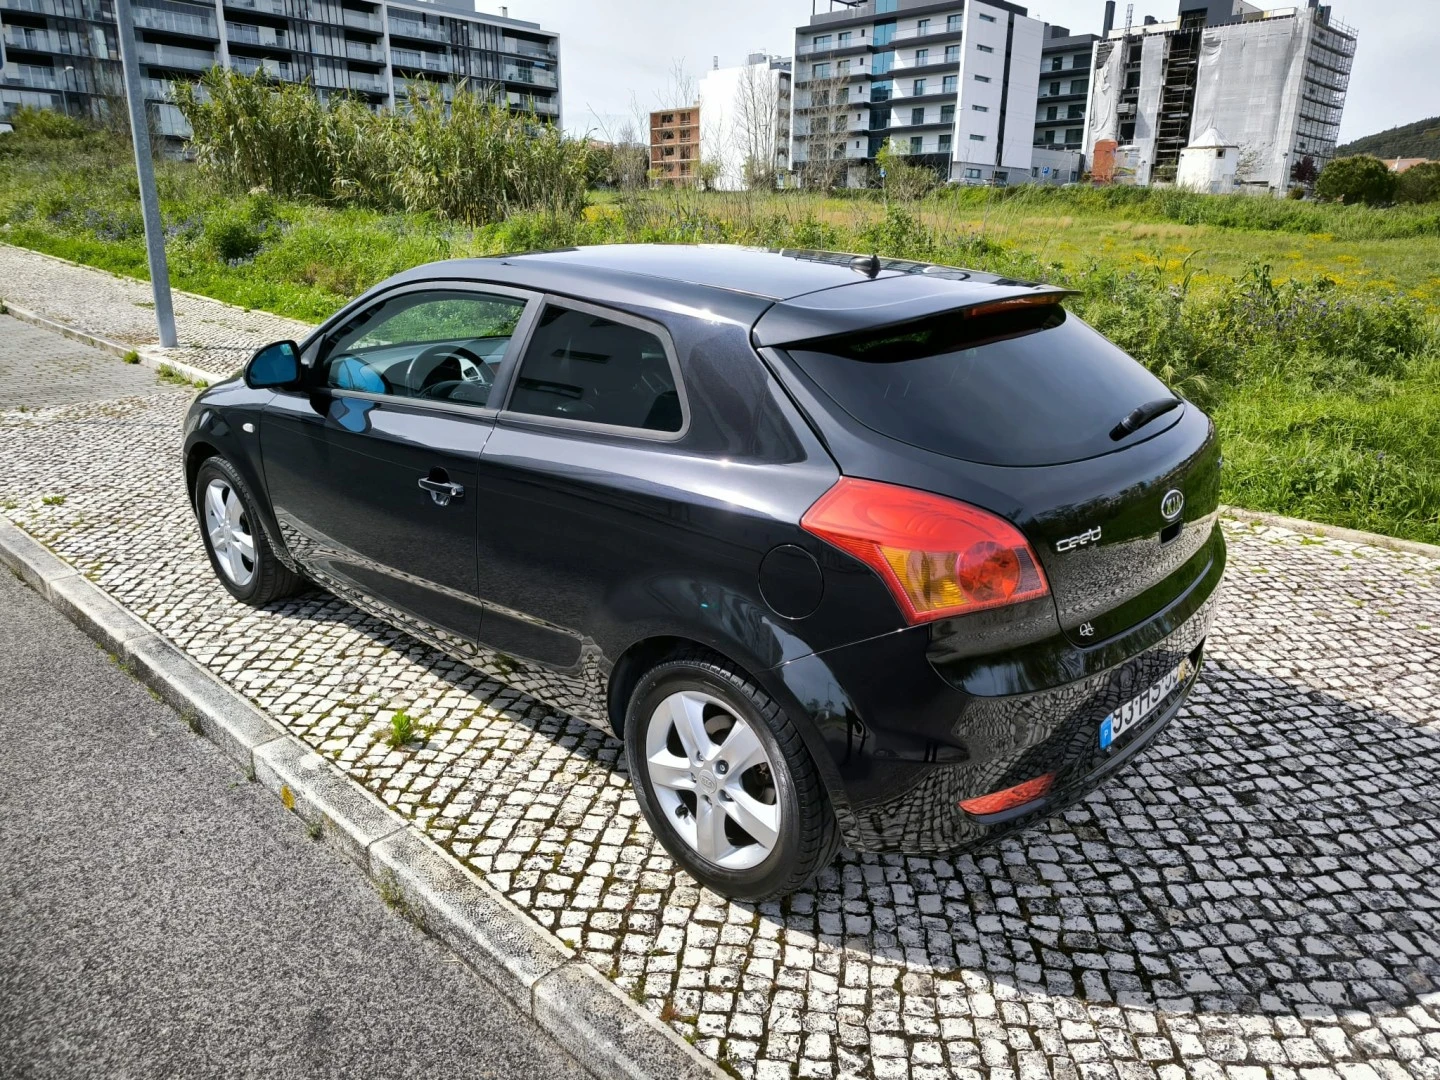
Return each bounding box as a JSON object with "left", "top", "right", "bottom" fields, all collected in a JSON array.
[
  {"left": 962, "top": 293, "right": 1067, "bottom": 320},
  {"left": 958, "top": 773, "right": 1056, "bottom": 816},
  {"left": 800, "top": 478, "right": 1049, "bottom": 624}
]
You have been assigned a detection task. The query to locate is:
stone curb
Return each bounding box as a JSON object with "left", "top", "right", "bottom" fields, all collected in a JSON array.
[
  {"left": 1220, "top": 505, "right": 1440, "bottom": 561},
  {"left": 2, "top": 301, "right": 223, "bottom": 388},
  {"left": 0, "top": 518, "right": 724, "bottom": 1080}
]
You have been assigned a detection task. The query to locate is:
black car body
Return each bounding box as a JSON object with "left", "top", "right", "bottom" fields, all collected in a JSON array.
[{"left": 184, "top": 245, "right": 1224, "bottom": 899}]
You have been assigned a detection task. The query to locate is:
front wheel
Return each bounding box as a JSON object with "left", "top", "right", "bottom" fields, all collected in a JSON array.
[
  {"left": 194, "top": 456, "right": 303, "bottom": 606},
  {"left": 625, "top": 652, "right": 840, "bottom": 901}
]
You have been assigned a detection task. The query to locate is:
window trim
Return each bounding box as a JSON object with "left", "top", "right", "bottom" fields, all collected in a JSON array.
[
  {"left": 304, "top": 279, "right": 543, "bottom": 421},
  {"left": 497, "top": 293, "right": 691, "bottom": 443}
]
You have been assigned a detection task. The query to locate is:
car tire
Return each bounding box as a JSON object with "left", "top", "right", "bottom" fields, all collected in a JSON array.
[
  {"left": 194, "top": 456, "right": 304, "bottom": 606},
  {"left": 625, "top": 651, "right": 840, "bottom": 901}
]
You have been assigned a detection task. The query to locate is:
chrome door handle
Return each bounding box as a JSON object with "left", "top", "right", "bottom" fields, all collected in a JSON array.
[{"left": 418, "top": 476, "right": 464, "bottom": 506}]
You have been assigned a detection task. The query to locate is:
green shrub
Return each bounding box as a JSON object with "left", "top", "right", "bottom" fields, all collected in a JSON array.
[
  {"left": 1315, "top": 155, "right": 1398, "bottom": 206},
  {"left": 8, "top": 106, "right": 89, "bottom": 141},
  {"left": 206, "top": 209, "right": 265, "bottom": 262},
  {"left": 1396, "top": 161, "right": 1440, "bottom": 205}
]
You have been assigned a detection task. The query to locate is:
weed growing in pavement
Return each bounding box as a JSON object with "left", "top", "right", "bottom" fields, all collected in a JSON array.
[
  {"left": 155, "top": 364, "right": 190, "bottom": 386},
  {"left": 122, "top": 350, "right": 139, "bottom": 364},
  {"left": 2, "top": 498, "right": 17, "bottom": 510},
  {"left": 375, "top": 869, "right": 427, "bottom": 931},
  {"left": 280, "top": 783, "right": 296, "bottom": 811},
  {"left": 306, "top": 817, "right": 323, "bottom": 841},
  {"left": 386, "top": 709, "right": 415, "bottom": 748},
  {"left": 181, "top": 709, "right": 202, "bottom": 735}
]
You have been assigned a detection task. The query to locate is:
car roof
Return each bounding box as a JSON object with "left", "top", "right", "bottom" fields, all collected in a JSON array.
[{"left": 386, "top": 244, "right": 1048, "bottom": 305}]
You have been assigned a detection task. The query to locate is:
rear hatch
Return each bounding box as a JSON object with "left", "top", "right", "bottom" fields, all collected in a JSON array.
[{"left": 754, "top": 278, "right": 1222, "bottom": 646}]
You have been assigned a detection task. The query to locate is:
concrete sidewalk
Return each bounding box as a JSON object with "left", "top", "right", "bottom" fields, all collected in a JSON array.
[{"left": 0, "top": 567, "right": 589, "bottom": 1080}]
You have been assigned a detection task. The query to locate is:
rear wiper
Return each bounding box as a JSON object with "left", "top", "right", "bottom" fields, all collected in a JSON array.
[{"left": 1110, "top": 397, "right": 1181, "bottom": 441}]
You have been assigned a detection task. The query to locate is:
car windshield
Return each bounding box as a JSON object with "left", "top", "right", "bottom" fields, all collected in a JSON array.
[{"left": 783, "top": 304, "right": 1175, "bottom": 467}]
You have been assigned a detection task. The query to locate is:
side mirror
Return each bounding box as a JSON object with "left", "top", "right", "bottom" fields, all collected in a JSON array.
[{"left": 245, "top": 340, "right": 301, "bottom": 389}]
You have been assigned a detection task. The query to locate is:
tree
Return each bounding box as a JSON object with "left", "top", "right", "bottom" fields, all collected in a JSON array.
[
  {"left": 1395, "top": 161, "right": 1440, "bottom": 204},
  {"left": 1315, "top": 154, "right": 1398, "bottom": 205},
  {"left": 1290, "top": 155, "right": 1319, "bottom": 186},
  {"left": 793, "top": 69, "right": 855, "bottom": 191},
  {"left": 733, "top": 62, "right": 783, "bottom": 191},
  {"left": 875, "top": 142, "right": 938, "bottom": 201}
]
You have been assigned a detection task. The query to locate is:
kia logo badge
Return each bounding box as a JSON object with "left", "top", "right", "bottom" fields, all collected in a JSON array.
[{"left": 1160, "top": 489, "right": 1184, "bottom": 522}]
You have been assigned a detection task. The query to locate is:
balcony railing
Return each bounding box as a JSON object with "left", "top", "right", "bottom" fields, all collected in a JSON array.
[
  {"left": 501, "top": 65, "right": 556, "bottom": 87},
  {"left": 230, "top": 53, "right": 293, "bottom": 78},
  {"left": 502, "top": 36, "right": 555, "bottom": 60},
  {"left": 3, "top": 26, "right": 60, "bottom": 52},
  {"left": 134, "top": 6, "right": 218, "bottom": 39},
  {"left": 388, "top": 16, "right": 448, "bottom": 43},
  {"left": 341, "top": 9, "right": 382, "bottom": 32},
  {"left": 152, "top": 102, "right": 192, "bottom": 136},
  {"left": 346, "top": 40, "right": 383, "bottom": 63},
  {"left": 225, "top": 21, "right": 289, "bottom": 47},
  {"left": 2, "top": 65, "right": 60, "bottom": 90},
  {"left": 349, "top": 71, "right": 387, "bottom": 93},
  {"left": 507, "top": 91, "right": 557, "bottom": 115},
  {"left": 139, "top": 41, "right": 219, "bottom": 70},
  {"left": 226, "top": 0, "right": 289, "bottom": 17}
]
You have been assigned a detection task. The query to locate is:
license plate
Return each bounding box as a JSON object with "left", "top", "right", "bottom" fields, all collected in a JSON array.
[{"left": 1099, "top": 656, "right": 1193, "bottom": 750}]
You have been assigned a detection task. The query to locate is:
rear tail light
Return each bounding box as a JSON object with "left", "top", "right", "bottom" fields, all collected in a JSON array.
[
  {"left": 958, "top": 773, "right": 1055, "bottom": 815},
  {"left": 800, "top": 478, "right": 1049, "bottom": 624}
]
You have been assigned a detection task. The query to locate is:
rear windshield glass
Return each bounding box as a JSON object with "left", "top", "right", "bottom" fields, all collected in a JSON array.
[{"left": 784, "top": 305, "right": 1175, "bottom": 467}]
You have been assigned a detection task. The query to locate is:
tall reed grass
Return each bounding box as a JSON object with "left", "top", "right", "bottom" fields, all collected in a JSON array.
[{"left": 172, "top": 69, "right": 590, "bottom": 224}]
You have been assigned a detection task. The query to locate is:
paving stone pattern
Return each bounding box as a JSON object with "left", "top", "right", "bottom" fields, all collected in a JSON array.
[
  {"left": 0, "top": 315, "right": 189, "bottom": 407},
  {"left": 2, "top": 250, "right": 1439, "bottom": 1080},
  {"left": 0, "top": 243, "right": 311, "bottom": 378}
]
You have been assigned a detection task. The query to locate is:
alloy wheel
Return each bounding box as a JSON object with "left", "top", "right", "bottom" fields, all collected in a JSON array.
[
  {"left": 643, "top": 690, "right": 781, "bottom": 871},
  {"left": 204, "top": 477, "right": 256, "bottom": 588}
]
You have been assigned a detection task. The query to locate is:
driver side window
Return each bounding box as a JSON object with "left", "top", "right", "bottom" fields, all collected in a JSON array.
[{"left": 320, "top": 289, "right": 527, "bottom": 408}]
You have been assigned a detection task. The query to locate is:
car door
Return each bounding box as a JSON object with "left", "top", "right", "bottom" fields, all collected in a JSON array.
[
  {"left": 469, "top": 297, "right": 691, "bottom": 673},
  {"left": 261, "top": 283, "right": 537, "bottom": 646}
]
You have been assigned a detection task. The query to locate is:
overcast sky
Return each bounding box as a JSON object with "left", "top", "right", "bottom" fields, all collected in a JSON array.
[{"left": 482, "top": 0, "right": 1429, "bottom": 146}]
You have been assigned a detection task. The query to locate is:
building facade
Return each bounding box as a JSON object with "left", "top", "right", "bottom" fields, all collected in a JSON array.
[
  {"left": 791, "top": 0, "right": 1045, "bottom": 188},
  {"left": 1083, "top": 0, "right": 1355, "bottom": 191},
  {"left": 1030, "top": 22, "right": 1096, "bottom": 183},
  {"left": 696, "top": 52, "right": 791, "bottom": 191},
  {"left": 0, "top": 0, "right": 560, "bottom": 137},
  {"left": 648, "top": 104, "right": 699, "bottom": 185}
]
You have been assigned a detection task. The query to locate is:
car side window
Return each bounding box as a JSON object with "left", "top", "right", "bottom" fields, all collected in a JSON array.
[
  {"left": 506, "top": 304, "right": 683, "bottom": 433},
  {"left": 319, "top": 290, "right": 527, "bottom": 408}
]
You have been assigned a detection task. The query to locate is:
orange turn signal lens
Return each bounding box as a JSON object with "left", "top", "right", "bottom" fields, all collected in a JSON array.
[
  {"left": 800, "top": 478, "right": 1049, "bottom": 624},
  {"left": 958, "top": 773, "right": 1056, "bottom": 816}
]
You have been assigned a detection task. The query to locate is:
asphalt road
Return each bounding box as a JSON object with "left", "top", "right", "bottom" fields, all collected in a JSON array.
[{"left": 0, "top": 567, "right": 588, "bottom": 1080}]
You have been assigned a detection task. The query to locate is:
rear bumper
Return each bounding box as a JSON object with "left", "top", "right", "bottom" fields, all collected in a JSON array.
[{"left": 773, "top": 525, "right": 1224, "bottom": 853}]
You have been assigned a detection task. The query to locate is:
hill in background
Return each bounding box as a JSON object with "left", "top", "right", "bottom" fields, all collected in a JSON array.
[{"left": 1335, "top": 116, "right": 1440, "bottom": 161}]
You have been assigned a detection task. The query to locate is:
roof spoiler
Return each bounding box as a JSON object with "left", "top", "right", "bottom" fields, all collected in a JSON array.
[{"left": 752, "top": 276, "right": 1077, "bottom": 349}]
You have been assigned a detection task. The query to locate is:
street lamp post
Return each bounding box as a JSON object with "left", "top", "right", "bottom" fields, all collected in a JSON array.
[
  {"left": 61, "top": 64, "right": 75, "bottom": 120},
  {"left": 112, "top": 0, "right": 177, "bottom": 348}
]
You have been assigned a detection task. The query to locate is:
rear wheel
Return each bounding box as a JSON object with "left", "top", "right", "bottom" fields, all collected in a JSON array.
[
  {"left": 194, "top": 456, "right": 303, "bottom": 606},
  {"left": 625, "top": 652, "right": 840, "bottom": 901}
]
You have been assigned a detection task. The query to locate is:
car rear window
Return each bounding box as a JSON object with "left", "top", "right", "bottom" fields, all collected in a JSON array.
[{"left": 783, "top": 304, "right": 1176, "bottom": 467}]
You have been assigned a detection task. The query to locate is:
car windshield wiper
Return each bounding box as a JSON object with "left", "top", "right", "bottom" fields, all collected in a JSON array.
[{"left": 1109, "top": 397, "right": 1181, "bottom": 441}]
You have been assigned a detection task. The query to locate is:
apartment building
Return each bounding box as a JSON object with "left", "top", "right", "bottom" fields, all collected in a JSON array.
[
  {"left": 696, "top": 52, "right": 792, "bottom": 191},
  {"left": 792, "top": 0, "right": 1047, "bottom": 188},
  {"left": 1030, "top": 22, "right": 1096, "bottom": 183},
  {"left": 648, "top": 104, "right": 699, "bottom": 185},
  {"left": 1083, "top": 0, "right": 1355, "bottom": 191},
  {"left": 0, "top": 0, "right": 560, "bottom": 137}
]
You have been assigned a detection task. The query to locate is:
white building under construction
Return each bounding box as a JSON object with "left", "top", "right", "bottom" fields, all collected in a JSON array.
[{"left": 1083, "top": 0, "right": 1356, "bottom": 192}]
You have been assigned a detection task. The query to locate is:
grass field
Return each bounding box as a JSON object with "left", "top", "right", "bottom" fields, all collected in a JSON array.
[{"left": 3, "top": 124, "right": 1439, "bottom": 544}]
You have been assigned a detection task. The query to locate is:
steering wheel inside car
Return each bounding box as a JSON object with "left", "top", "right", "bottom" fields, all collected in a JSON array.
[{"left": 410, "top": 343, "right": 491, "bottom": 396}]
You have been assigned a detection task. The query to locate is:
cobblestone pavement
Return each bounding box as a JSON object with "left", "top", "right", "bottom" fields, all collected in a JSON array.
[
  {"left": 2, "top": 256, "right": 1439, "bottom": 1080},
  {"left": 0, "top": 243, "right": 311, "bottom": 378},
  {"left": 0, "top": 314, "right": 187, "bottom": 407}
]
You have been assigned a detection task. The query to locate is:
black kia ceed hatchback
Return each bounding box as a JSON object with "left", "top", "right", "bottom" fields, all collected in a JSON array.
[{"left": 184, "top": 245, "right": 1224, "bottom": 900}]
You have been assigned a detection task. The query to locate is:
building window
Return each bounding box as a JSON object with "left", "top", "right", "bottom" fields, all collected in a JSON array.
[
  {"left": 813, "top": 62, "right": 830, "bottom": 78},
  {"left": 1070, "top": 79, "right": 1087, "bottom": 95},
  {"left": 871, "top": 79, "right": 892, "bottom": 101},
  {"left": 911, "top": 106, "right": 925, "bottom": 124},
  {"left": 979, "top": 13, "right": 996, "bottom": 22},
  {"left": 910, "top": 135, "right": 922, "bottom": 153},
  {"left": 942, "top": 74, "right": 957, "bottom": 92},
  {"left": 916, "top": 18, "right": 930, "bottom": 33},
  {"left": 969, "top": 133, "right": 985, "bottom": 141},
  {"left": 965, "top": 167, "right": 982, "bottom": 179},
  {"left": 1068, "top": 104, "right": 1084, "bottom": 118},
  {"left": 915, "top": 48, "right": 928, "bottom": 64},
  {"left": 945, "top": 44, "right": 959, "bottom": 62},
  {"left": 912, "top": 78, "right": 925, "bottom": 94},
  {"left": 1050, "top": 81, "right": 1061, "bottom": 95},
  {"left": 1047, "top": 106, "right": 1058, "bottom": 120},
  {"left": 1065, "top": 127, "right": 1083, "bottom": 144},
  {"left": 1043, "top": 129, "right": 1055, "bottom": 143},
  {"left": 974, "top": 74, "right": 990, "bottom": 83},
  {"left": 838, "top": 31, "right": 851, "bottom": 46},
  {"left": 971, "top": 103, "right": 988, "bottom": 112},
  {"left": 940, "top": 103, "right": 955, "bottom": 122},
  {"left": 939, "top": 133, "right": 951, "bottom": 152},
  {"left": 1051, "top": 56, "right": 1063, "bottom": 70},
  {"left": 812, "top": 34, "right": 831, "bottom": 49},
  {"left": 875, "top": 0, "right": 896, "bottom": 12},
  {"left": 873, "top": 50, "right": 893, "bottom": 73},
  {"left": 977, "top": 44, "right": 993, "bottom": 53},
  {"left": 947, "top": 14, "right": 962, "bottom": 31}
]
